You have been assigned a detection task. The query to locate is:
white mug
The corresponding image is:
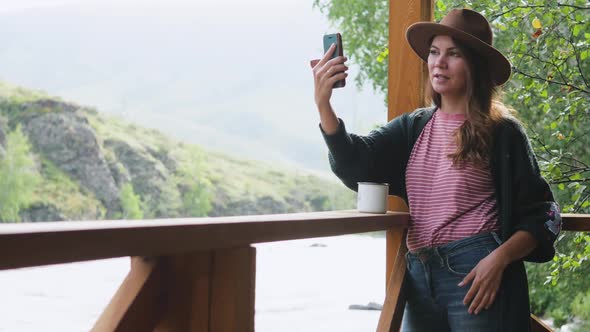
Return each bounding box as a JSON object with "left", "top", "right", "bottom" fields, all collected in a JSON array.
[{"left": 357, "top": 182, "right": 389, "bottom": 214}]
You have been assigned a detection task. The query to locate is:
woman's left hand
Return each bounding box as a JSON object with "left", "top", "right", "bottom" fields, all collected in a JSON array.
[{"left": 458, "top": 250, "right": 509, "bottom": 315}]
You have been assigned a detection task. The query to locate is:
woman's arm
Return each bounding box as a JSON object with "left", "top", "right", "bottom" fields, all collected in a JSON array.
[
  {"left": 459, "top": 230, "right": 537, "bottom": 315},
  {"left": 312, "top": 43, "right": 348, "bottom": 134}
]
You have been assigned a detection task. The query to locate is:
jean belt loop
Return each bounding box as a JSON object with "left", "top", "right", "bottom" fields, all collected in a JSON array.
[{"left": 434, "top": 247, "right": 444, "bottom": 268}]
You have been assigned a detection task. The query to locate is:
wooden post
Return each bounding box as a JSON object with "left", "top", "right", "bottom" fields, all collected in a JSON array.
[
  {"left": 152, "top": 246, "right": 256, "bottom": 332},
  {"left": 388, "top": 0, "right": 433, "bottom": 121},
  {"left": 154, "top": 252, "right": 213, "bottom": 332},
  {"left": 381, "top": 0, "right": 433, "bottom": 330},
  {"left": 209, "top": 246, "right": 257, "bottom": 332},
  {"left": 386, "top": 0, "right": 433, "bottom": 214},
  {"left": 377, "top": 227, "right": 408, "bottom": 332}
]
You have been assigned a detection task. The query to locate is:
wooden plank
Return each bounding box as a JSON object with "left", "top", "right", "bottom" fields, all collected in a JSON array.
[
  {"left": 562, "top": 214, "right": 590, "bottom": 232},
  {"left": 387, "top": 195, "right": 409, "bottom": 213},
  {"left": 377, "top": 228, "right": 408, "bottom": 332},
  {"left": 386, "top": 197, "right": 409, "bottom": 287},
  {"left": 154, "top": 252, "right": 213, "bottom": 332},
  {"left": 209, "top": 246, "right": 256, "bottom": 332},
  {"left": 0, "top": 211, "right": 408, "bottom": 270},
  {"left": 531, "top": 314, "right": 553, "bottom": 332},
  {"left": 92, "top": 257, "right": 163, "bottom": 332},
  {"left": 385, "top": 225, "right": 406, "bottom": 290},
  {"left": 388, "top": 0, "right": 433, "bottom": 122}
]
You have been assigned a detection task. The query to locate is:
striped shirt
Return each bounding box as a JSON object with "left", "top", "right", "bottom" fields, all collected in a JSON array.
[{"left": 405, "top": 111, "right": 499, "bottom": 252}]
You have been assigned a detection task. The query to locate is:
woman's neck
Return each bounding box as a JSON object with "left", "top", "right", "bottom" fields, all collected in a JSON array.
[{"left": 439, "top": 95, "right": 468, "bottom": 115}]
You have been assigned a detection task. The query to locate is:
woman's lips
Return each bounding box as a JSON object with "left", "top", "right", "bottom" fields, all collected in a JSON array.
[{"left": 433, "top": 74, "right": 450, "bottom": 82}]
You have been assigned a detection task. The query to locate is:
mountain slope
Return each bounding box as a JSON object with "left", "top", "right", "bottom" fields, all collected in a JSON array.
[{"left": 0, "top": 82, "right": 355, "bottom": 222}]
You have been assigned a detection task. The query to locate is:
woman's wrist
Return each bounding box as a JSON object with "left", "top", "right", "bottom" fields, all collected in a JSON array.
[
  {"left": 494, "top": 230, "right": 538, "bottom": 265},
  {"left": 316, "top": 100, "right": 332, "bottom": 114}
]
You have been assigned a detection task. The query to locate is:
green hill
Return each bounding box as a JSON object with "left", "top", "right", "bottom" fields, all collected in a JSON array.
[{"left": 0, "top": 81, "right": 355, "bottom": 222}]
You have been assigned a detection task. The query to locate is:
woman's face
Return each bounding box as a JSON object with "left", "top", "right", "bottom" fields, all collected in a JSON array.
[{"left": 427, "top": 35, "right": 469, "bottom": 98}]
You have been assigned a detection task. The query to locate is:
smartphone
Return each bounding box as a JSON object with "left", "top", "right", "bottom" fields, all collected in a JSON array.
[{"left": 322, "top": 33, "right": 345, "bottom": 88}]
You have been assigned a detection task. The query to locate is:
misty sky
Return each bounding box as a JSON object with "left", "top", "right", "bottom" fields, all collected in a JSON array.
[{"left": 0, "top": 0, "right": 388, "bottom": 172}]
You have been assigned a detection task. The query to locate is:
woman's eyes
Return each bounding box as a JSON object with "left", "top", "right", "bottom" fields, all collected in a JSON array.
[{"left": 429, "top": 49, "right": 461, "bottom": 57}]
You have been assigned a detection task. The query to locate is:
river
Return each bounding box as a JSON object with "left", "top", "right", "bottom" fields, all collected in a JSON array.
[{"left": 0, "top": 235, "right": 386, "bottom": 332}]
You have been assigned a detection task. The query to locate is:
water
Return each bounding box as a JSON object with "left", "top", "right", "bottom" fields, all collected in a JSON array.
[{"left": 0, "top": 235, "right": 386, "bottom": 332}]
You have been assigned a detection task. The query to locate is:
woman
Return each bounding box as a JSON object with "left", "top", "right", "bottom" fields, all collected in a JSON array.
[{"left": 312, "top": 8, "right": 561, "bottom": 332}]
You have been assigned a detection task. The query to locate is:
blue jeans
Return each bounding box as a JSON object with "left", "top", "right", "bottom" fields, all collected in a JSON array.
[{"left": 401, "top": 232, "right": 527, "bottom": 332}]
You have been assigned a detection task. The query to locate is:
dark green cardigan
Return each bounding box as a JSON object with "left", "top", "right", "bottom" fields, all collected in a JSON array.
[{"left": 322, "top": 106, "right": 561, "bottom": 263}]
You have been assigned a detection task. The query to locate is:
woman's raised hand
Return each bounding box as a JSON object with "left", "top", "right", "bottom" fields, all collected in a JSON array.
[{"left": 312, "top": 43, "right": 348, "bottom": 110}]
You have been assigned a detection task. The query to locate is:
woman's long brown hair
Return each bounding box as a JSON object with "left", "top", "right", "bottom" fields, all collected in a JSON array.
[{"left": 427, "top": 38, "right": 516, "bottom": 168}]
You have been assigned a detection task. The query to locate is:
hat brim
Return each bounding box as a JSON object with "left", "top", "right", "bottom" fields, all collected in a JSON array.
[{"left": 406, "top": 22, "right": 511, "bottom": 86}]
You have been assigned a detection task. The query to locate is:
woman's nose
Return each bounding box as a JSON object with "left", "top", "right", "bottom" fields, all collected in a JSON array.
[{"left": 434, "top": 56, "right": 447, "bottom": 68}]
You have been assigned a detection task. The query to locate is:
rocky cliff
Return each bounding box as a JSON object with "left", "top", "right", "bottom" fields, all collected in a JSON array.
[{"left": 0, "top": 83, "right": 355, "bottom": 222}]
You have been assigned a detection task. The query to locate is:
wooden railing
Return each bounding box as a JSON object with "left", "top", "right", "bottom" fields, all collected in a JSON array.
[
  {"left": 0, "top": 210, "right": 410, "bottom": 331},
  {"left": 0, "top": 211, "right": 588, "bottom": 331}
]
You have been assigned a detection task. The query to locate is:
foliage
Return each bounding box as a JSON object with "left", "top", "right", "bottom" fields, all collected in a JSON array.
[
  {"left": 119, "top": 183, "right": 143, "bottom": 220},
  {"left": 571, "top": 288, "right": 590, "bottom": 331},
  {"left": 314, "top": 0, "right": 590, "bottom": 325},
  {"left": 313, "top": 0, "right": 389, "bottom": 94},
  {"left": 0, "top": 125, "right": 41, "bottom": 222},
  {"left": 33, "top": 159, "right": 105, "bottom": 220},
  {"left": 180, "top": 177, "right": 212, "bottom": 217}
]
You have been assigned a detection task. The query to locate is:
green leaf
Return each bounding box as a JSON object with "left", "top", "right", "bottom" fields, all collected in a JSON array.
[
  {"left": 573, "top": 25, "right": 582, "bottom": 37},
  {"left": 571, "top": 173, "right": 582, "bottom": 181},
  {"left": 568, "top": 182, "right": 580, "bottom": 189},
  {"left": 551, "top": 121, "right": 557, "bottom": 129},
  {"left": 436, "top": 1, "right": 447, "bottom": 12},
  {"left": 582, "top": 50, "right": 588, "bottom": 61},
  {"left": 558, "top": 183, "right": 565, "bottom": 190}
]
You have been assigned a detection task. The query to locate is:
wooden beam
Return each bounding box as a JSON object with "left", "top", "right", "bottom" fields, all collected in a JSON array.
[
  {"left": 92, "top": 257, "right": 164, "bottom": 332},
  {"left": 385, "top": 225, "right": 406, "bottom": 291},
  {"left": 531, "top": 314, "right": 553, "bottom": 332},
  {"left": 154, "top": 252, "right": 213, "bottom": 332},
  {"left": 386, "top": 0, "right": 433, "bottom": 212},
  {"left": 562, "top": 213, "right": 590, "bottom": 232},
  {"left": 377, "top": 228, "right": 408, "bottom": 332},
  {"left": 388, "top": 0, "right": 433, "bottom": 122},
  {"left": 384, "top": 0, "right": 433, "bottom": 330},
  {"left": 0, "top": 211, "right": 408, "bottom": 270},
  {"left": 209, "top": 246, "right": 256, "bottom": 332}
]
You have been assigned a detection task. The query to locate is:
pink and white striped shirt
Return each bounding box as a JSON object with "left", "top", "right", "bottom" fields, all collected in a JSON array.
[{"left": 405, "top": 111, "right": 499, "bottom": 252}]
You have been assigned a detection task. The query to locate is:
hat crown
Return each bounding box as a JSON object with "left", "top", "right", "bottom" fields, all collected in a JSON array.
[{"left": 440, "top": 9, "right": 493, "bottom": 45}]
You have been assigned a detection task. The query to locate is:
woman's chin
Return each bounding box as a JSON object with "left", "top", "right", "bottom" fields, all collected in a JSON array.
[
  {"left": 432, "top": 85, "right": 462, "bottom": 97},
  {"left": 432, "top": 86, "right": 450, "bottom": 95}
]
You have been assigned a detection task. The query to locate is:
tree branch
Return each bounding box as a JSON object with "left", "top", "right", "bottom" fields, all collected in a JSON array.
[
  {"left": 492, "top": 3, "right": 590, "bottom": 20},
  {"left": 552, "top": 178, "right": 590, "bottom": 184},
  {"left": 563, "top": 31, "right": 590, "bottom": 89},
  {"left": 574, "top": 193, "right": 590, "bottom": 213},
  {"left": 513, "top": 50, "right": 569, "bottom": 85},
  {"left": 512, "top": 67, "right": 590, "bottom": 94}
]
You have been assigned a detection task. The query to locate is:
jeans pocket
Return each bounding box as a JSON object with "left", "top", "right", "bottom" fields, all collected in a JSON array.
[{"left": 445, "top": 246, "right": 493, "bottom": 276}]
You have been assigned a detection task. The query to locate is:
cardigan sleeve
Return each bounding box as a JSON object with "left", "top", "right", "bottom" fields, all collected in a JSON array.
[
  {"left": 319, "top": 113, "right": 410, "bottom": 196},
  {"left": 509, "top": 121, "right": 561, "bottom": 263}
]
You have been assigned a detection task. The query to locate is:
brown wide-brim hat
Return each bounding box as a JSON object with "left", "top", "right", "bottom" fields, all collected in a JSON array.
[{"left": 406, "top": 8, "right": 511, "bottom": 86}]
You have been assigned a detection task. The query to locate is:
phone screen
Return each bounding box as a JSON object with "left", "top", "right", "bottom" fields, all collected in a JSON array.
[{"left": 322, "top": 33, "right": 345, "bottom": 88}]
